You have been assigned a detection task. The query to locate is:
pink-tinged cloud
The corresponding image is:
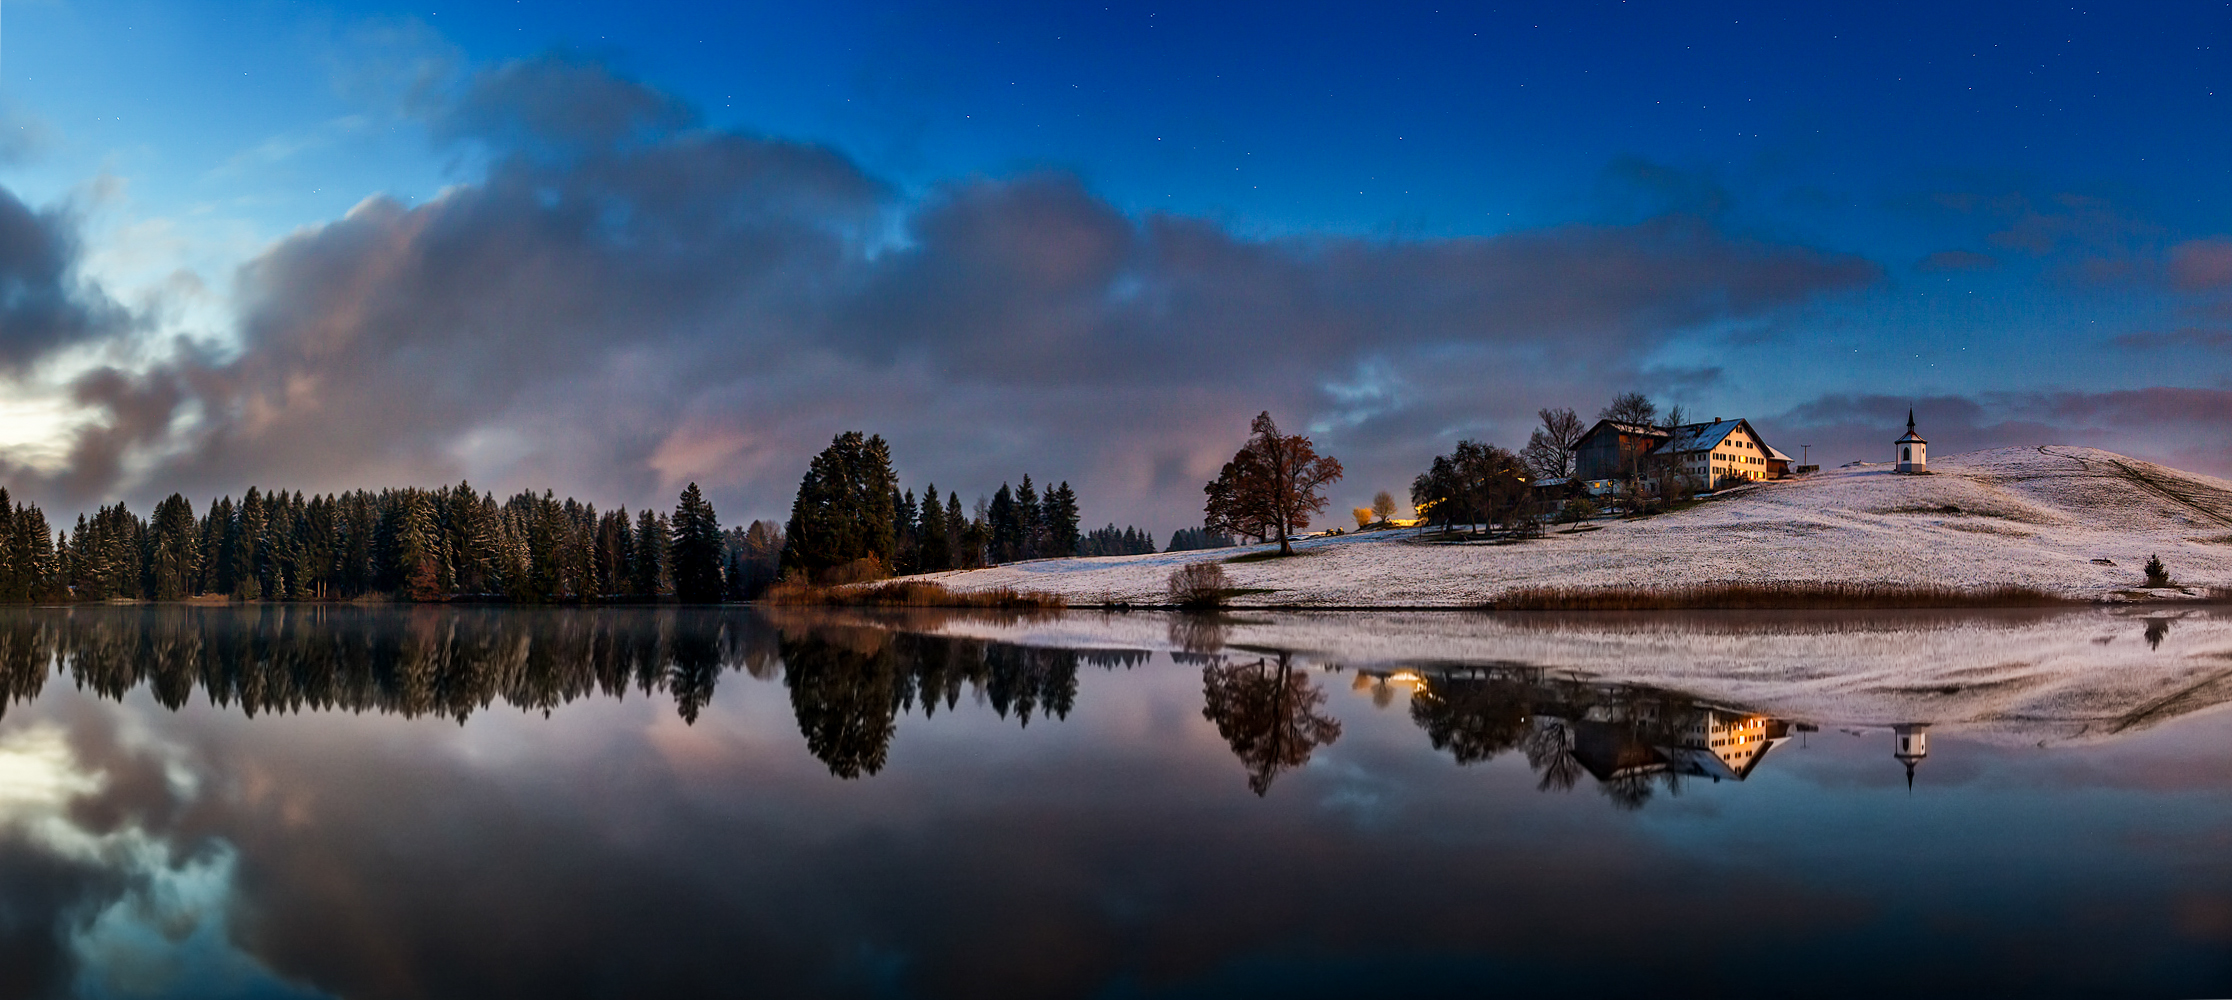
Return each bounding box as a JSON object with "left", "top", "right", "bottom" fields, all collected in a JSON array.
[{"left": 2168, "top": 238, "right": 2232, "bottom": 292}]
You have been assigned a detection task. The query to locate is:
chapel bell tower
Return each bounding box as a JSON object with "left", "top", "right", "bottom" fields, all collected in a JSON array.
[{"left": 1895, "top": 410, "right": 1928, "bottom": 474}]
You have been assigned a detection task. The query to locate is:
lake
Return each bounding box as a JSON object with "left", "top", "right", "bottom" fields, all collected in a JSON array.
[{"left": 1, "top": 604, "right": 2228, "bottom": 999}]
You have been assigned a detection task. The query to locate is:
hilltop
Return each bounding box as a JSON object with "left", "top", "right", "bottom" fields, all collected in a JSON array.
[{"left": 914, "top": 446, "right": 2232, "bottom": 607}]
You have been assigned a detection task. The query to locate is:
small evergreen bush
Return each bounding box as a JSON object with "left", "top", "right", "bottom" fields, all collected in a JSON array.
[{"left": 2144, "top": 554, "right": 2171, "bottom": 588}]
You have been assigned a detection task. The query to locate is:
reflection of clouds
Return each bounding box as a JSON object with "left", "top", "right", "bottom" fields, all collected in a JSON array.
[{"left": 0, "top": 724, "right": 327, "bottom": 1000}]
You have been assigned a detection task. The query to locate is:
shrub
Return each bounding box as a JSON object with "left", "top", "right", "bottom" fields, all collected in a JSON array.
[
  {"left": 822, "top": 556, "right": 886, "bottom": 586},
  {"left": 1168, "top": 562, "right": 1231, "bottom": 609},
  {"left": 1559, "top": 497, "right": 1599, "bottom": 525},
  {"left": 2144, "top": 554, "right": 2171, "bottom": 588},
  {"left": 1353, "top": 507, "right": 1374, "bottom": 529}
]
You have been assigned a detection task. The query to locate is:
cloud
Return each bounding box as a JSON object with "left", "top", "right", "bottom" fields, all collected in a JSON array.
[
  {"left": 2111, "top": 328, "right": 2232, "bottom": 352},
  {"left": 19, "top": 55, "right": 1883, "bottom": 531},
  {"left": 2167, "top": 239, "right": 2232, "bottom": 292},
  {"left": 0, "top": 189, "right": 131, "bottom": 368}
]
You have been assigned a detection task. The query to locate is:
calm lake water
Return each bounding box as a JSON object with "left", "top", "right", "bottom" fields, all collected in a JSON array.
[{"left": 0, "top": 605, "right": 2228, "bottom": 999}]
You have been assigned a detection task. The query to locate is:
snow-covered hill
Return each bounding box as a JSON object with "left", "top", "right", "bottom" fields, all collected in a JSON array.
[{"left": 918, "top": 446, "right": 2232, "bottom": 607}]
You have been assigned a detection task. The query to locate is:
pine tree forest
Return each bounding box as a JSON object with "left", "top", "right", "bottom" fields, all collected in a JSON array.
[{"left": 0, "top": 482, "right": 769, "bottom": 604}]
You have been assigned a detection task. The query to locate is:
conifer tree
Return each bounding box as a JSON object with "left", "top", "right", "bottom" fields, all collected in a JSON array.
[
  {"left": 0, "top": 488, "right": 20, "bottom": 602},
  {"left": 148, "top": 494, "right": 199, "bottom": 601},
  {"left": 780, "top": 431, "right": 899, "bottom": 581},
  {"left": 20, "top": 509, "right": 57, "bottom": 601},
  {"left": 987, "top": 484, "right": 1019, "bottom": 564},
  {"left": 1015, "top": 476, "right": 1042, "bottom": 559},
  {"left": 632, "top": 507, "right": 670, "bottom": 597},
  {"left": 1045, "top": 482, "right": 1081, "bottom": 557},
  {"left": 893, "top": 489, "right": 919, "bottom": 575},
  {"left": 234, "top": 489, "right": 265, "bottom": 600},
  {"left": 669, "top": 483, "right": 724, "bottom": 603},
  {"left": 916, "top": 483, "right": 949, "bottom": 572},
  {"left": 396, "top": 491, "right": 444, "bottom": 601}
]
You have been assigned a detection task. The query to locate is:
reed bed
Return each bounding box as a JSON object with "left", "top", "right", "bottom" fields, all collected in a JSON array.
[
  {"left": 764, "top": 580, "right": 1067, "bottom": 609},
  {"left": 1485, "top": 582, "right": 2077, "bottom": 611}
]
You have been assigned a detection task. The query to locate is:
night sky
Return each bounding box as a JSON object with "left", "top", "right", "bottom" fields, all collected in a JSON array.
[{"left": 0, "top": 1, "right": 2225, "bottom": 533}]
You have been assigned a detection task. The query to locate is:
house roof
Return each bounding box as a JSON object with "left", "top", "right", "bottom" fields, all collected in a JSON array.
[
  {"left": 1575, "top": 419, "right": 1669, "bottom": 445},
  {"left": 1571, "top": 416, "right": 1786, "bottom": 460},
  {"left": 1660, "top": 419, "right": 1745, "bottom": 453}
]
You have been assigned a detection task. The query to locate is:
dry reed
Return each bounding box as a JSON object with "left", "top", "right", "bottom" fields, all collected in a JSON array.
[
  {"left": 1486, "top": 582, "right": 2076, "bottom": 611},
  {"left": 764, "top": 580, "right": 1067, "bottom": 609}
]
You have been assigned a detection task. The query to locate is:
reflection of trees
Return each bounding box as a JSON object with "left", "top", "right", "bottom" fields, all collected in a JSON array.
[
  {"left": 1167, "top": 614, "right": 1230, "bottom": 656},
  {"left": 1520, "top": 719, "right": 1583, "bottom": 792},
  {"left": 1409, "top": 670, "right": 1540, "bottom": 764},
  {"left": 1405, "top": 667, "right": 1791, "bottom": 810},
  {"left": 772, "top": 624, "right": 1141, "bottom": 778},
  {"left": 781, "top": 631, "right": 903, "bottom": 779},
  {"left": 1200, "top": 653, "right": 1343, "bottom": 796},
  {"left": 2143, "top": 617, "right": 2172, "bottom": 650},
  {"left": 0, "top": 606, "right": 777, "bottom": 724},
  {"left": 0, "top": 606, "right": 1147, "bottom": 780}
]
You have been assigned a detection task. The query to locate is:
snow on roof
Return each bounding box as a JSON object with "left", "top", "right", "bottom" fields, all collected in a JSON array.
[
  {"left": 1589, "top": 420, "right": 1667, "bottom": 439},
  {"left": 1764, "top": 445, "right": 1793, "bottom": 461},
  {"left": 1660, "top": 419, "right": 1745, "bottom": 453}
]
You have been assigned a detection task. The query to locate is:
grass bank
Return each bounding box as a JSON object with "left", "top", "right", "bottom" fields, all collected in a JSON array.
[
  {"left": 1485, "top": 583, "right": 2080, "bottom": 611},
  {"left": 765, "top": 580, "right": 1067, "bottom": 609}
]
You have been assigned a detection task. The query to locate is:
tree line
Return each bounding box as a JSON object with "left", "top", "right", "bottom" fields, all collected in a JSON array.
[
  {"left": 780, "top": 431, "right": 1161, "bottom": 583},
  {"left": 0, "top": 481, "right": 765, "bottom": 604}
]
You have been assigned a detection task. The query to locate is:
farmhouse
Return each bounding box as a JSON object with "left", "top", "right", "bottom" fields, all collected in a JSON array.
[{"left": 1571, "top": 416, "right": 1788, "bottom": 494}]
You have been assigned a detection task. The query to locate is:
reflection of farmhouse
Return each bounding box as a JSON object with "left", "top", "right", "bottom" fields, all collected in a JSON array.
[
  {"left": 1389, "top": 665, "right": 1800, "bottom": 806},
  {"left": 1570, "top": 417, "right": 1792, "bottom": 496},
  {"left": 1569, "top": 706, "right": 1793, "bottom": 784}
]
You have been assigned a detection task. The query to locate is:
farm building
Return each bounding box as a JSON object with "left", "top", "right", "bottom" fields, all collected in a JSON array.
[{"left": 1572, "top": 417, "right": 1788, "bottom": 494}]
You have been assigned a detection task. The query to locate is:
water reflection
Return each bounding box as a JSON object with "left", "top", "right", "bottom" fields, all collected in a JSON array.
[
  {"left": 1894, "top": 723, "right": 1931, "bottom": 788},
  {"left": 773, "top": 618, "right": 1145, "bottom": 778},
  {"left": 0, "top": 606, "right": 777, "bottom": 725},
  {"left": 1401, "top": 666, "right": 1795, "bottom": 809},
  {"left": 0, "top": 607, "right": 2228, "bottom": 997},
  {"left": 0, "top": 608, "right": 1964, "bottom": 800},
  {"left": 1198, "top": 652, "right": 1344, "bottom": 795}
]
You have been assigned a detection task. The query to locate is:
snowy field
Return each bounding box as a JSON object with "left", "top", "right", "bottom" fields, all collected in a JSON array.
[{"left": 918, "top": 446, "right": 2232, "bottom": 607}]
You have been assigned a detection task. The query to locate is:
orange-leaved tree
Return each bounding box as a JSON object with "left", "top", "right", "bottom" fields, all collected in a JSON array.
[{"left": 1203, "top": 411, "right": 1344, "bottom": 556}]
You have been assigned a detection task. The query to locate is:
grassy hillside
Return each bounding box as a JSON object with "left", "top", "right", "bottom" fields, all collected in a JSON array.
[{"left": 916, "top": 446, "right": 2232, "bottom": 608}]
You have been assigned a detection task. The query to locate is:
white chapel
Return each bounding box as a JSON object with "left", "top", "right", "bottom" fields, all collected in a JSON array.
[{"left": 1894, "top": 410, "right": 1928, "bottom": 474}]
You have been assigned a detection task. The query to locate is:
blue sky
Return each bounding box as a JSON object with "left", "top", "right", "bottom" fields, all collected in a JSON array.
[{"left": 0, "top": 0, "right": 2225, "bottom": 529}]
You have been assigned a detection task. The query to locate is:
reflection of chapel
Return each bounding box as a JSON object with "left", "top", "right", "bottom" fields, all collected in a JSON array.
[
  {"left": 1893, "top": 723, "right": 1929, "bottom": 789},
  {"left": 1895, "top": 410, "right": 1928, "bottom": 474}
]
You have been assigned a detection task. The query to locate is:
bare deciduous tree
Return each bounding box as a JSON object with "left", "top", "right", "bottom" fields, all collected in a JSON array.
[
  {"left": 1370, "top": 490, "right": 1398, "bottom": 522},
  {"left": 1522, "top": 406, "right": 1586, "bottom": 481},
  {"left": 1599, "top": 392, "right": 1658, "bottom": 426},
  {"left": 1203, "top": 411, "right": 1344, "bottom": 556}
]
